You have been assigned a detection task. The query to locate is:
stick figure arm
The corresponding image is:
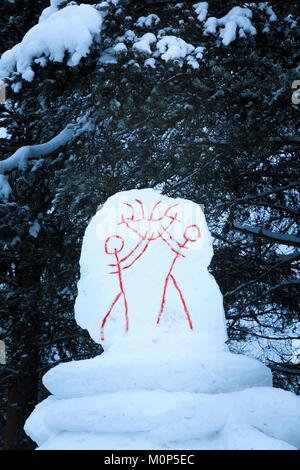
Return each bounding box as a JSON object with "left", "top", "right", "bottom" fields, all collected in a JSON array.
[
  {"left": 109, "top": 237, "right": 152, "bottom": 273},
  {"left": 108, "top": 237, "right": 146, "bottom": 267},
  {"left": 158, "top": 229, "right": 186, "bottom": 257}
]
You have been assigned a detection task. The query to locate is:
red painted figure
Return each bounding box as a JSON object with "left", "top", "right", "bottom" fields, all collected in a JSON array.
[
  {"left": 156, "top": 224, "right": 201, "bottom": 329},
  {"left": 119, "top": 199, "right": 180, "bottom": 241},
  {"left": 100, "top": 233, "right": 153, "bottom": 341},
  {"left": 100, "top": 199, "right": 201, "bottom": 340}
]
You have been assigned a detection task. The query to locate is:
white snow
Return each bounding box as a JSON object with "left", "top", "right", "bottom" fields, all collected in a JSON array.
[
  {"left": 187, "top": 55, "right": 200, "bottom": 69},
  {"left": 0, "top": 127, "right": 10, "bottom": 139},
  {"left": 38, "top": 0, "right": 64, "bottom": 23},
  {"left": 133, "top": 33, "right": 157, "bottom": 56},
  {"left": 0, "top": 4, "right": 103, "bottom": 81},
  {"left": 0, "top": 174, "right": 11, "bottom": 200},
  {"left": 29, "top": 220, "right": 41, "bottom": 238},
  {"left": 24, "top": 189, "right": 300, "bottom": 450},
  {"left": 43, "top": 346, "right": 272, "bottom": 399},
  {"left": 258, "top": 3, "right": 277, "bottom": 22},
  {"left": 116, "top": 29, "right": 137, "bottom": 44},
  {"left": 204, "top": 6, "right": 257, "bottom": 46},
  {"left": 144, "top": 58, "right": 156, "bottom": 69},
  {"left": 157, "top": 36, "right": 195, "bottom": 62},
  {"left": 25, "top": 387, "right": 300, "bottom": 450},
  {"left": 132, "top": 34, "right": 202, "bottom": 68},
  {"left": 193, "top": 2, "right": 209, "bottom": 23},
  {"left": 113, "top": 42, "right": 127, "bottom": 55},
  {"left": 194, "top": 46, "right": 205, "bottom": 59},
  {"left": 136, "top": 14, "right": 160, "bottom": 28}
]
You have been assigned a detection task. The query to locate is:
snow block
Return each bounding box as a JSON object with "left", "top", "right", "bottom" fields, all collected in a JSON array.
[{"left": 24, "top": 189, "right": 300, "bottom": 450}]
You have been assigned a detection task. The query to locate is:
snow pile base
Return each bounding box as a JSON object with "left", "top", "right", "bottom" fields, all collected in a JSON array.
[
  {"left": 25, "top": 388, "right": 300, "bottom": 450},
  {"left": 0, "top": 4, "right": 103, "bottom": 82},
  {"left": 24, "top": 189, "right": 300, "bottom": 450}
]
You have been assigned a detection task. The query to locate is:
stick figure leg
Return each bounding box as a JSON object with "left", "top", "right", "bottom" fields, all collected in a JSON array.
[
  {"left": 100, "top": 291, "right": 122, "bottom": 341},
  {"left": 170, "top": 274, "right": 193, "bottom": 329}
]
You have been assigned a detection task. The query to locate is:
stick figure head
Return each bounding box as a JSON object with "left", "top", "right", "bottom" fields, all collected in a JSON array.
[
  {"left": 105, "top": 235, "right": 124, "bottom": 255},
  {"left": 183, "top": 224, "right": 201, "bottom": 243}
]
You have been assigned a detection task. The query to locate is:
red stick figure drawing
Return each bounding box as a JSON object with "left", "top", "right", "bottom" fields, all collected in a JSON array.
[
  {"left": 100, "top": 198, "right": 201, "bottom": 340},
  {"left": 119, "top": 199, "right": 180, "bottom": 241},
  {"left": 156, "top": 224, "right": 201, "bottom": 329},
  {"left": 100, "top": 236, "right": 127, "bottom": 341},
  {"left": 100, "top": 233, "right": 153, "bottom": 341}
]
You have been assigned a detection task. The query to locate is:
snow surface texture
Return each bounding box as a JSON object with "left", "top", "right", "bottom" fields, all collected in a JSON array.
[
  {"left": 0, "top": 4, "right": 103, "bottom": 82},
  {"left": 24, "top": 189, "right": 300, "bottom": 450}
]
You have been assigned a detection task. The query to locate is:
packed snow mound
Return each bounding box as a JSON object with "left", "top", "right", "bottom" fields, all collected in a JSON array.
[
  {"left": 43, "top": 347, "right": 272, "bottom": 399},
  {"left": 24, "top": 189, "right": 300, "bottom": 450},
  {"left": 0, "top": 4, "right": 103, "bottom": 81},
  {"left": 25, "top": 387, "right": 300, "bottom": 450},
  {"left": 75, "top": 189, "right": 227, "bottom": 348}
]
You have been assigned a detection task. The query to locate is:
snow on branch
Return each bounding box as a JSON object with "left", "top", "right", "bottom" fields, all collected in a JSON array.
[
  {"left": 203, "top": 6, "right": 257, "bottom": 46},
  {"left": 233, "top": 222, "right": 300, "bottom": 248},
  {"left": 0, "top": 123, "right": 76, "bottom": 200},
  {"left": 193, "top": 3, "right": 209, "bottom": 23},
  {"left": 0, "top": 4, "right": 103, "bottom": 82}
]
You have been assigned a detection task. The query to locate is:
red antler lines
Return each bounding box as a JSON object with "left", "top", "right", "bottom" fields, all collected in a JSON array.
[{"left": 100, "top": 200, "right": 201, "bottom": 341}]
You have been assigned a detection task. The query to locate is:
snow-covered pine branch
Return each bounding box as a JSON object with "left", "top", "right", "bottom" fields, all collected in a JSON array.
[
  {"left": 0, "top": 123, "right": 76, "bottom": 200},
  {"left": 217, "top": 181, "right": 300, "bottom": 208},
  {"left": 0, "top": 3, "right": 104, "bottom": 83},
  {"left": 233, "top": 222, "right": 300, "bottom": 248},
  {"left": 0, "top": 2, "right": 281, "bottom": 86}
]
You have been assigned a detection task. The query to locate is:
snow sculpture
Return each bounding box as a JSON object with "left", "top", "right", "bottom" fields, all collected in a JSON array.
[
  {"left": 25, "top": 189, "right": 300, "bottom": 450},
  {"left": 75, "top": 189, "right": 226, "bottom": 348}
]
